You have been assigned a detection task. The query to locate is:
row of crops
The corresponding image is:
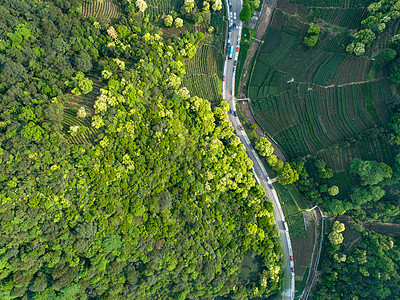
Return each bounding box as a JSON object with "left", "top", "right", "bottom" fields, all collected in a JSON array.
[
  {"left": 146, "top": 0, "right": 183, "bottom": 21},
  {"left": 183, "top": 74, "right": 222, "bottom": 103},
  {"left": 251, "top": 79, "right": 396, "bottom": 159},
  {"left": 82, "top": 0, "right": 123, "bottom": 23},
  {"left": 62, "top": 76, "right": 103, "bottom": 145},
  {"left": 311, "top": 8, "right": 367, "bottom": 29},
  {"left": 248, "top": 9, "right": 400, "bottom": 159},
  {"left": 183, "top": 36, "right": 224, "bottom": 103},
  {"left": 185, "top": 39, "right": 219, "bottom": 77},
  {"left": 62, "top": 108, "right": 99, "bottom": 145},
  {"left": 290, "top": 0, "right": 371, "bottom": 8},
  {"left": 316, "top": 131, "right": 395, "bottom": 172}
]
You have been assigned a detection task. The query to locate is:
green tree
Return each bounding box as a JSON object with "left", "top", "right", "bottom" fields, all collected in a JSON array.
[
  {"left": 375, "top": 49, "right": 396, "bottom": 67},
  {"left": 332, "top": 221, "right": 345, "bottom": 233},
  {"left": 174, "top": 18, "right": 184, "bottom": 28},
  {"left": 278, "top": 162, "right": 299, "bottom": 185},
  {"left": 304, "top": 35, "right": 318, "bottom": 47},
  {"left": 255, "top": 137, "right": 274, "bottom": 157},
  {"left": 192, "top": 13, "right": 203, "bottom": 25},
  {"left": 212, "top": 0, "right": 222, "bottom": 11},
  {"left": 21, "top": 122, "right": 44, "bottom": 142},
  {"left": 328, "top": 186, "right": 339, "bottom": 196},
  {"left": 314, "top": 159, "right": 326, "bottom": 169},
  {"left": 164, "top": 15, "right": 173, "bottom": 27},
  {"left": 240, "top": 3, "right": 253, "bottom": 22}
]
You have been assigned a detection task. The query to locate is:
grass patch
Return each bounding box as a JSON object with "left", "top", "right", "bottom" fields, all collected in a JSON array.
[
  {"left": 235, "top": 27, "right": 255, "bottom": 96},
  {"left": 274, "top": 183, "right": 306, "bottom": 238},
  {"left": 295, "top": 267, "right": 310, "bottom": 297}
]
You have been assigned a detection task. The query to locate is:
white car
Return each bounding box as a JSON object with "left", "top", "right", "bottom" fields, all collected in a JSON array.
[{"left": 233, "top": 12, "right": 236, "bottom": 20}]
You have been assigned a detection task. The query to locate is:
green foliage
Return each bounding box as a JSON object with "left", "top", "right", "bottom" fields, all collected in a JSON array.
[
  {"left": 240, "top": 3, "right": 253, "bottom": 22},
  {"left": 255, "top": 137, "right": 274, "bottom": 157},
  {"left": 375, "top": 48, "right": 397, "bottom": 67},
  {"left": 317, "top": 229, "right": 400, "bottom": 299},
  {"left": 0, "top": 2, "right": 282, "bottom": 299},
  {"left": 328, "top": 185, "right": 339, "bottom": 196},
  {"left": 303, "top": 23, "right": 320, "bottom": 47},
  {"left": 164, "top": 15, "right": 174, "bottom": 27},
  {"left": 349, "top": 158, "right": 391, "bottom": 185},
  {"left": 279, "top": 162, "right": 299, "bottom": 185},
  {"left": 65, "top": 71, "right": 93, "bottom": 96}
]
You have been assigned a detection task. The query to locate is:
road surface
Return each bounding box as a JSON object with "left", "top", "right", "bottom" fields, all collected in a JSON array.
[{"left": 223, "top": 1, "right": 294, "bottom": 299}]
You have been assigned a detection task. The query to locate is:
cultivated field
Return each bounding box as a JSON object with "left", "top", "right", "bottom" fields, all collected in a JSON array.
[
  {"left": 249, "top": 6, "right": 400, "bottom": 159},
  {"left": 183, "top": 13, "right": 225, "bottom": 104},
  {"left": 82, "top": 0, "right": 123, "bottom": 23},
  {"left": 61, "top": 76, "right": 102, "bottom": 145},
  {"left": 315, "top": 129, "right": 396, "bottom": 172},
  {"left": 146, "top": 0, "right": 183, "bottom": 21}
]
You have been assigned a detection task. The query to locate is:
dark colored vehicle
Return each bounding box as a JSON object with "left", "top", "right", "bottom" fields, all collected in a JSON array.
[
  {"left": 233, "top": 23, "right": 236, "bottom": 29},
  {"left": 226, "top": 43, "right": 231, "bottom": 55},
  {"left": 228, "top": 26, "right": 232, "bottom": 32},
  {"left": 234, "top": 61, "right": 237, "bottom": 66},
  {"left": 249, "top": 144, "right": 253, "bottom": 149},
  {"left": 229, "top": 108, "right": 233, "bottom": 114},
  {"left": 233, "top": 129, "right": 237, "bottom": 134},
  {"left": 233, "top": 111, "right": 237, "bottom": 117},
  {"left": 268, "top": 183, "right": 274, "bottom": 190},
  {"left": 291, "top": 267, "right": 294, "bottom": 273}
]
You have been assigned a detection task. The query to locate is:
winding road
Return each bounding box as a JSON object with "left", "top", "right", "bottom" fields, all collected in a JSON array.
[{"left": 223, "top": 1, "right": 294, "bottom": 299}]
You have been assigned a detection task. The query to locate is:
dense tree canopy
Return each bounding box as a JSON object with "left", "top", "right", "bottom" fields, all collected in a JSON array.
[{"left": 0, "top": 0, "right": 282, "bottom": 299}]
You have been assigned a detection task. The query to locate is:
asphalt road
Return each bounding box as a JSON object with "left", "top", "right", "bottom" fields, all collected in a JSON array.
[{"left": 223, "top": 1, "right": 294, "bottom": 299}]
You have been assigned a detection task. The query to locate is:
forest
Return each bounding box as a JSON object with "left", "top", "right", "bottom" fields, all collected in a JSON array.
[{"left": 0, "top": 0, "right": 283, "bottom": 299}]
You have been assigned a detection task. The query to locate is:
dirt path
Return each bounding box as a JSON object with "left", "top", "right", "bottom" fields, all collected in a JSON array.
[
  {"left": 237, "top": 0, "right": 286, "bottom": 160},
  {"left": 300, "top": 207, "right": 324, "bottom": 300}
]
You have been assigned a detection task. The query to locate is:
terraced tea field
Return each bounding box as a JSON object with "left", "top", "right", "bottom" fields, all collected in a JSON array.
[
  {"left": 82, "top": 0, "right": 123, "bottom": 23},
  {"left": 315, "top": 130, "right": 396, "bottom": 172},
  {"left": 249, "top": 5, "right": 400, "bottom": 159},
  {"left": 62, "top": 76, "right": 102, "bottom": 145},
  {"left": 146, "top": 0, "right": 182, "bottom": 21},
  {"left": 183, "top": 34, "right": 224, "bottom": 104}
]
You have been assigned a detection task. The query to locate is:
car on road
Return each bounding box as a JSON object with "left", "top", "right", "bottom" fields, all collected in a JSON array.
[
  {"left": 234, "top": 61, "right": 237, "bottom": 66},
  {"left": 290, "top": 255, "right": 293, "bottom": 262},
  {"left": 233, "top": 111, "right": 237, "bottom": 117},
  {"left": 233, "top": 66, "right": 236, "bottom": 72},
  {"left": 222, "top": 75, "right": 226, "bottom": 81},
  {"left": 233, "top": 129, "right": 237, "bottom": 134},
  {"left": 268, "top": 183, "right": 274, "bottom": 190},
  {"left": 291, "top": 267, "right": 294, "bottom": 273},
  {"left": 236, "top": 46, "right": 239, "bottom": 52},
  {"left": 233, "top": 23, "right": 236, "bottom": 29},
  {"left": 233, "top": 12, "right": 236, "bottom": 19},
  {"left": 239, "top": 125, "right": 244, "bottom": 130},
  {"left": 249, "top": 143, "right": 253, "bottom": 149},
  {"left": 229, "top": 108, "right": 233, "bottom": 114},
  {"left": 228, "top": 26, "right": 232, "bottom": 32}
]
